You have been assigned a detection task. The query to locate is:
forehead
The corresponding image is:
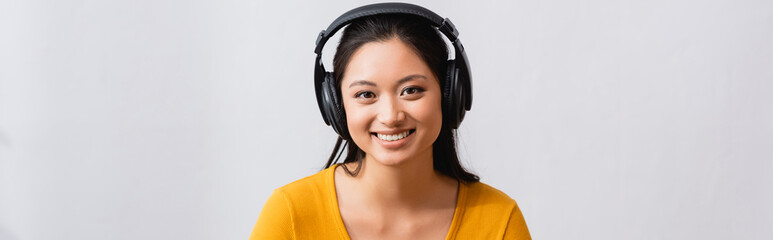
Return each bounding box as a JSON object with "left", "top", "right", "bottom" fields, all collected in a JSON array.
[{"left": 341, "top": 38, "right": 436, "bottom": 87}]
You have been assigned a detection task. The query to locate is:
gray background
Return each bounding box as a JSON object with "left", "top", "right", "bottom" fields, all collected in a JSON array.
[{"left": 1, "top": 0, "right": 771, "bottom": 239}]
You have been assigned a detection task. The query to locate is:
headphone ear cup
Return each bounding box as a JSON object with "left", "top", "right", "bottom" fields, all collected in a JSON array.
[
  {"left": 320, "top": 72, "right": 336, "bottom": 125},
  {"left": 323, "top": 72, "right": 350, "bottom": 140},
  {"left": 444, "top": 60, "right": 463, "bottom": 129}
]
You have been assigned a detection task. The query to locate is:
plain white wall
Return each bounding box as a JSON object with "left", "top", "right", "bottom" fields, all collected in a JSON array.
[{"left": 1, "top": 0, "right": 771, "bottom": 239}]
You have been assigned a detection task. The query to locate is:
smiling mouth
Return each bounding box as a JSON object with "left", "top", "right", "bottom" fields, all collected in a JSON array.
[{"left": 371, "top": 129, "right": 415, "bottom": 141}]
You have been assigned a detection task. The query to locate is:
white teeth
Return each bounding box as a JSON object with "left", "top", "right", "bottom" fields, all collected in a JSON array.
[{"left": 376, "top": 130, "right": 411, "bottom": 141}]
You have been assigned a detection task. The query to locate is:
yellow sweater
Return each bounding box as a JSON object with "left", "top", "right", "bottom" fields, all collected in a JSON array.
[{"left": 249, "top": 165, "right": 531, "bottom": 239}]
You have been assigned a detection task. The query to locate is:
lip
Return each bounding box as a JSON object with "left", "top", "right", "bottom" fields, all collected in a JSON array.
[{"left": 371, "top": 129, "right": 415, "bottom": 149}]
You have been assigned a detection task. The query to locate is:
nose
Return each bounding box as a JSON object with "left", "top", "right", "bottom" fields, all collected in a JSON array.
[{"left": 376, "top": 96, "right": 405, "bottom": 127}]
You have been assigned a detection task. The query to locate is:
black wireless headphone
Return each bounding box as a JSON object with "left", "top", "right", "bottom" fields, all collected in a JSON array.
[{"left": 314, "top": 2, "right": 473, "bottom": 140}]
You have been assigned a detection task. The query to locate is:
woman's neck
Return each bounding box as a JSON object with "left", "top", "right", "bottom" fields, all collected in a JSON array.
[{"left": 345, "top": 149, "right": 457, "bottom": 210}]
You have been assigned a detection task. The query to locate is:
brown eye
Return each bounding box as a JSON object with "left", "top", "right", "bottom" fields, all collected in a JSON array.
[
  {"left": 355, "top": 91, "right": 375, "bottom": 99},
  {"left": 401, "top": 87, "right": 425, "bottom": 95}
]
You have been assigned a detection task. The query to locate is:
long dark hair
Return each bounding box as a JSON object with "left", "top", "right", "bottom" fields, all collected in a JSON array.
[{"left": 322, "top": 14, "right": 479, "bottom": 183}]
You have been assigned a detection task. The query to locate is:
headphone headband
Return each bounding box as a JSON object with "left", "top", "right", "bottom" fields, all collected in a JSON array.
[{"left": 314, "top": 2, "right": 458, "bottom": 55}]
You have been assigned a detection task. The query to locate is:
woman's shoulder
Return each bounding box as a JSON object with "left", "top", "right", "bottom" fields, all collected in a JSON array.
[
  {"left": 463, "top": 181, "right": 520, "bottom": 208},
  {"left": 274, "top": 165, "right": 335, "bottom": 196},
  {"left": 454, "top": 181, "right": 531, "bottom": 239},
  {"left": 267, "top": 165, "right": 341, "bottom": 218},
  {"left": 250, "top": 165, "right": 344, "bottom": 239}
]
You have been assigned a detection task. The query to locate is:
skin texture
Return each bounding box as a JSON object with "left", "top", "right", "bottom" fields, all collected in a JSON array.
[{"left": 335, "top": 38, "right": 459, "bottom": 239}]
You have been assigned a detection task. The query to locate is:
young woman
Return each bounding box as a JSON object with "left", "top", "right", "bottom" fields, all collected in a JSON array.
[{"left": 250, "top": 3, "right": 530, "bottom": 239}]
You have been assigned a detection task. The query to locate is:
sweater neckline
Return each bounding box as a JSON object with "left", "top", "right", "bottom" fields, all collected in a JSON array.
[{"left": 324, "top": 163, "right": 467, "bottom": 240}]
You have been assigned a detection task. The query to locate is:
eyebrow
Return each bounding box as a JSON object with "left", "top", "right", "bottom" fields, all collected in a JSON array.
[{"left": 348, "top": 74, "right": 428, "bottom": 88}]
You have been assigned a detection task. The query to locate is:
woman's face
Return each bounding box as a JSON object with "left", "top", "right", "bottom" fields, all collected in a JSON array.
[{"left": 340, "top": 38, "right": 443, "bottom": 166}]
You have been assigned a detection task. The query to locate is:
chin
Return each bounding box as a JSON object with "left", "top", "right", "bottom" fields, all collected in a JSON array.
[
  {"left": 363, "top": 144, "right": 435, "bottom": 168},
  {"left": 366, "top": 152, "right": 413, "bottom": 167}
]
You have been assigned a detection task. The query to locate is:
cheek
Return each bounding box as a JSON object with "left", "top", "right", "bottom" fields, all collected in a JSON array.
[
  {"left": 409, "top": 93, "right": 444, "bottom": 131},
  {"left": 343, "top": 101, "right": 371, "bottom": 136}
]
